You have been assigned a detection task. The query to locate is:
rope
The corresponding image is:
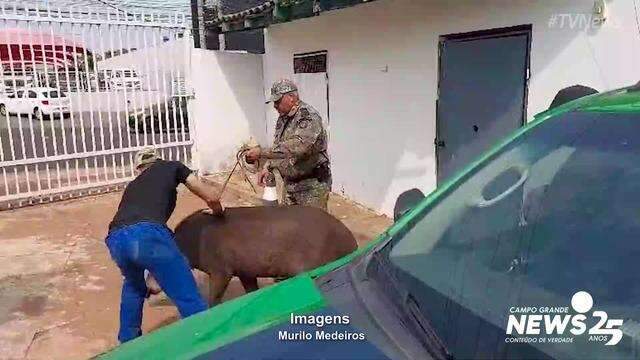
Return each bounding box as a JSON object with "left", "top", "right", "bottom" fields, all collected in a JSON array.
[
  {"left": 218, "top": 159, "right": 240, "bottom": 198},
  {"left": 217, "top": 148, "right": 259, "bottom": 199},
  {"left": 236, "top": 148, "right": 261, "bottom": 175}
]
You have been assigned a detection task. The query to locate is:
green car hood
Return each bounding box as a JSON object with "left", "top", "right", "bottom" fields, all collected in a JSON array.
[{"left": 99, "top": 275, "right": 326, "bottom": 360}]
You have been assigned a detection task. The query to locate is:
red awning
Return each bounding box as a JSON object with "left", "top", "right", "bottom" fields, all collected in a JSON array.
[
  {"left": 0, "top": 28, "right": 86, "bottom": 70},
  {"left": 0, "top": 28, "right": 83, "bottom": 48}
]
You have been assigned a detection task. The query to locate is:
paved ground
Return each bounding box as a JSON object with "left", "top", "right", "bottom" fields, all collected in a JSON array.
[
  {"left": 1, "top": 111, "right": 188, "bottom": 161},
  {"left": 0, "top": 90, "right": 185, "bottom": 161},
  {"left": 0, "top": 173, "right": 392, "bottom": 359}
]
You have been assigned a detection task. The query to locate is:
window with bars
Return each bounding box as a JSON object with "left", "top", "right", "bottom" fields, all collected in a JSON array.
[{"left": 294, "top": 51, "right": 327, "bottom": 74}]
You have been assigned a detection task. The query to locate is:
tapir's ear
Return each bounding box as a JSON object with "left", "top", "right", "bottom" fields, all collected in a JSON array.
[{"left": 393, "top": 188, "right": 425, "bottom": 222}]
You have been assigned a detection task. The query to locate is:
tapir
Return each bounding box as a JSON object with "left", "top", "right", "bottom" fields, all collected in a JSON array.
[{"left": 146, "top": 206, "right": 358, "bottom": 305}]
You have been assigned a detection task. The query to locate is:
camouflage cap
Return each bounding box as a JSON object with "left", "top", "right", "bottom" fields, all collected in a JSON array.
[
  {"left": 134, "top": 147, "right": 159, "bottom": 169},
  {"left": 266, "top": 78, "right": 298, "bottom": 103}
]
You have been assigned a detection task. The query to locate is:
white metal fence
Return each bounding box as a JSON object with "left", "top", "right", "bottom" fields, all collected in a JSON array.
[{"left": 0, "top": 3, "right": 194, "bottom": 209}]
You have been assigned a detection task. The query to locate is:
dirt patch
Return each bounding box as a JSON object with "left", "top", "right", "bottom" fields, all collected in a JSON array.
[
  {"left": 0, "top": 172, "right": 392, "bottom": 359},
  {"left": 13, "top": 296, "right": 48, "bottom": 318}
]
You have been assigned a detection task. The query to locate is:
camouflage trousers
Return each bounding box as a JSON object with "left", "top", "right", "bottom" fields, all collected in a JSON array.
[{"left": 283, "top": 178, "right": 331, "bottom": 210}]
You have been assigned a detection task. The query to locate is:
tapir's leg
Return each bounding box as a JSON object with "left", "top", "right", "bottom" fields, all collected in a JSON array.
[
  {"left": 208, "top": 271, "right": 232, "bottom": 307},
  {"left": 239, "top": 276, "right": 259, "bottom": 293}
]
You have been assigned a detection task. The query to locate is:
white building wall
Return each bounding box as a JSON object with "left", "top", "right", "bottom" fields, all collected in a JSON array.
[
  {"left": 263, "top": 0, "right": 640, "bottom": 216},
  {"left": 191, "top": 49, "right": 267, "bottom": 174}
]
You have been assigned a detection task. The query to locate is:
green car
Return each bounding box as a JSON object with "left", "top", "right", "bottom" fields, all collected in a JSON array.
[{"left": 102, "top": 83, "right": 640, "bottom": 360}]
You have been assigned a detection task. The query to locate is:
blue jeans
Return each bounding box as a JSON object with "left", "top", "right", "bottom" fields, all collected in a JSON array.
[{"left": 105, "top": 222, "right": 207, "bottom": 343}]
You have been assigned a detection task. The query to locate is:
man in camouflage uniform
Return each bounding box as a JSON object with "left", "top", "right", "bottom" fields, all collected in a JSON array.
[{"left": 245, "top": 79, "right": 331, "bottom": 210}]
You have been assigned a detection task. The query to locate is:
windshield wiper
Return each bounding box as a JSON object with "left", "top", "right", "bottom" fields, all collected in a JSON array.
[
  {"left": 404, "top": 293, "right": 453, "bottom": 360},
  {"left": 369, "top": 252, "right": 453, "bottom": 360}
]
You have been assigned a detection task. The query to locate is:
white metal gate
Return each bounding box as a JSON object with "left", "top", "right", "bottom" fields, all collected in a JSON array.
[{"left": 0, "top": 3, "right": 194, "bottom": 209}]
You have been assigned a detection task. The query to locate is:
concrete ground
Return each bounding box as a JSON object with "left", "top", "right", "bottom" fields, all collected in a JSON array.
[{"left": 0, "top": 173, "right": 392, "bottom": 359}]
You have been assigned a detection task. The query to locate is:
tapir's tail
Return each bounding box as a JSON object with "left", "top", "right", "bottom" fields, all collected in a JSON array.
[
  {"left": 333, "top": 220, "right": 359, "bottom": 257},
  {"left": 311, "top": 209, "right": 358, "bottom": 261}
]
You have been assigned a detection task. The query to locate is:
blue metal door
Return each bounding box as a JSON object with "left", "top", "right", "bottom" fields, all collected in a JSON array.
[{"left": 436, "top": 26, "right": 531, "bottom": 184}]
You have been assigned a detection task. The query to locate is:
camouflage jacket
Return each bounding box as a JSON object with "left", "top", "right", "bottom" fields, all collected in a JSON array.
[{"left": 266, "top": 101, "right": 330, "bottom": 183}]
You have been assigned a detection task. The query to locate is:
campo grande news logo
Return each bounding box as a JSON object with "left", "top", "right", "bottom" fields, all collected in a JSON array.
[{"left": 506, "top": 291, "right": 624, "bottom": 345}]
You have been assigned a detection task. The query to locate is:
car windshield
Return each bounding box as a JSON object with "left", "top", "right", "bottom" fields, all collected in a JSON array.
[
  {"left": 44, "top": 90, "right": 65, "bottom": 98},
  {"left": 5, "top": 79, "right": 25, "bottom": 87},
  {"left": 384, "top": 110, "right": 640, "bottom": 359}
]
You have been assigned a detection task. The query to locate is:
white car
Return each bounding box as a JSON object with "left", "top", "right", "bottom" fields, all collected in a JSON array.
[
  {"left": 0, "top": 87, "right": 71, "bottom": 120},
  {"left": 97, "top": 69, "right": 142, "bottom": 91},
  {"left": 109, "top": 69, "right": 142, "bottom": 90}
]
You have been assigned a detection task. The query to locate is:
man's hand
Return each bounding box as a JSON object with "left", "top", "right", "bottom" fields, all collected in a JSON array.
[
  {"left": 184, "top": 174, "right": 224, "bottom": 216},
  {"left": 206, "top": 198, "right": 224, "bottom": 216},
  {"left": 244, "top": 146, "right": 261, "bottom": 164},
  {"left": 257, "top": 168, "right": 270, "bottom": 187}
]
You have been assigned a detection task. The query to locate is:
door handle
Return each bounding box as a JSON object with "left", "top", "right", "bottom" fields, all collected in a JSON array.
[
  {"left": 434, "top": 139, "right": 446, "bottom": 148},
  {"left": 473, "top": 167, "right": 529, "bottom": 208}
]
